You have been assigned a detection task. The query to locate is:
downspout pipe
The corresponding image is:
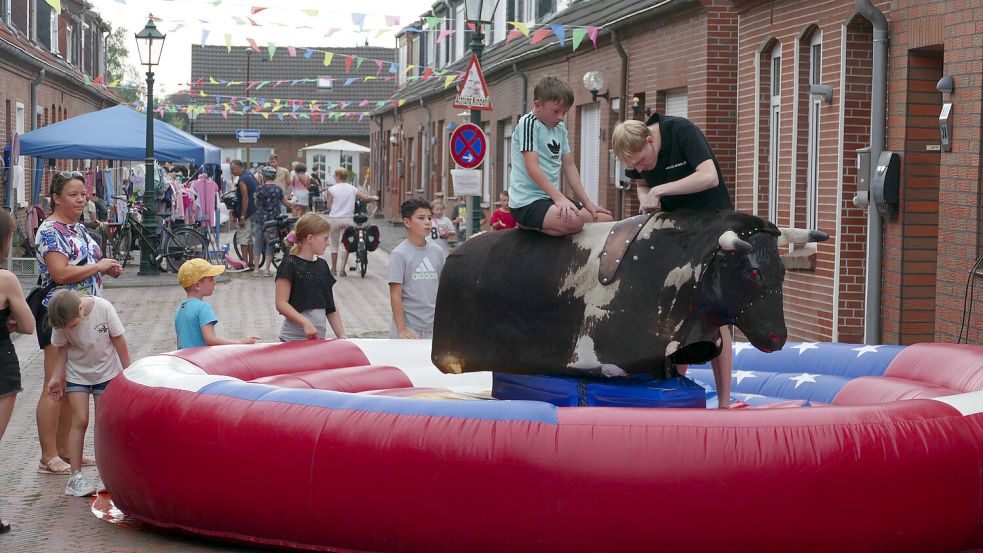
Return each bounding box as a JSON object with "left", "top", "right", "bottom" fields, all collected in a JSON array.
[
  {"left": 29, "top": 68, "right": 46, "bottom": 207},
  {"left": 611, "top": 29, "right": 628, "bottom": 221},
  {"left": 420, "top": 98, "right": 433, "bottom": 201},
  {"left": 855, "top": 0, "right": 887, "bottom": 344},
  {"left": 512, "top": 62, "right": 528, "bottom": 115}
]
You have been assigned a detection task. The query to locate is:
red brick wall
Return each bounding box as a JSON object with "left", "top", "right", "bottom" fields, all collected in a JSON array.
[
  {"left": 884, "top": 2, "right": 983, "bottom": 345},
  {"left": 837, "top": 15, "right": 874, "bottom": 343}
]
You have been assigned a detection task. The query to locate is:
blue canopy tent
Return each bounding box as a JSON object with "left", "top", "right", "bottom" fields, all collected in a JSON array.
[
  {"left": 19, "top": 104, "right": 220, "bottom": 164},
  {"left": 17, "top": 104, "right": 220, "bottom": 206},
  {"left": 17, "top": 105, "right": 225, "bottom": 258}
]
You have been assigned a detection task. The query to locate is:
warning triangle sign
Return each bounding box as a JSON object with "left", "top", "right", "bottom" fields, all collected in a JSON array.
[{"left": 453, "top": 54, "right": 493, "bottom": 111}]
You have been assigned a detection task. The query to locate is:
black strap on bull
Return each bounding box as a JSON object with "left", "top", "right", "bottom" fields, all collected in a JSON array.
[{"left": 598, "top": 212, "right": 656, "bottom": 285}]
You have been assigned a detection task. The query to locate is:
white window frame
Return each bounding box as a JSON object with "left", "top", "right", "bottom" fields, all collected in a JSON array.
[
  {"left": 48, "top": 8, "right": 58, "bottom": 53},
  {"left": 438, "top": 16, "right": 448, "bottom": 67},
  {"left": 806, "top": 33, "right": 822, "bottom": 231},
  {"left": 454, "top": 4, "right": 465, "bottom": 61},
  {"left": 580, "top": 103, "right": 600, "bottom": 203},
  {"left": 502, "top": 122, "right": 513, "bottom": 192},
  {"left": 492, "top": 0, "right": 506, "bottom": 44},
  {"left": 768, "top": 45, "right": 781, "bottom": 223},
  {"left": 397, "top": 42, "right": 407, "bottom": 85},
  {"left": 65, "top": 24, "right": 73, "bottom": 62},
  {"left": 426, "top": 16, "right": 437, "bottom": 68}
]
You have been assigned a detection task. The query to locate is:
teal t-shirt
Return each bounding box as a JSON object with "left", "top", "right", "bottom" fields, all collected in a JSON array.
[
  {"left": 509, "top": 112, "right": 571, "bottom": 209},
  {"left": 174, "top": 298, "right": 218, "bottom": 349}
]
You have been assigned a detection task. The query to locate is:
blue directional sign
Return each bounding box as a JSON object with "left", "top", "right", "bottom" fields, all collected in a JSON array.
[
  {"left": 449, "top": 123, "right": 486, "bottom": 169},
  {"left": 236, "top": 129, "right": 261, "bottom": 143}
]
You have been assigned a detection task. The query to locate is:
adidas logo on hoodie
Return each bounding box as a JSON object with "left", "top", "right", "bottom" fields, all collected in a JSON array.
[{"left": 412, "top": 258, "right": 440, "bottom": 281}]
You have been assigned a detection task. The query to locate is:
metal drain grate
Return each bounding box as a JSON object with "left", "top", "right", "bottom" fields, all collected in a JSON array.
[{"left": 6, "top": 257, "right": 39, "bottom": 277}]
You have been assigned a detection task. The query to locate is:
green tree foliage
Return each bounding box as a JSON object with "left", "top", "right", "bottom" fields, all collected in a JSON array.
[{"left": 105, "top": 27, "right": 144, "bottom": 104}]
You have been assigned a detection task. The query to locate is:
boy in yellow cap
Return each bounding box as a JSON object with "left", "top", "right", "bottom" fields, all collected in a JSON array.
[{"left": 175, "top": 259, "right": 259, "bottom": 349}]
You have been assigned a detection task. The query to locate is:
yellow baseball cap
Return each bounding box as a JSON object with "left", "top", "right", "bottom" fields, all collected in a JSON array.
[{"left": 178, "top": 259, "right": 226, "bottom": 288}]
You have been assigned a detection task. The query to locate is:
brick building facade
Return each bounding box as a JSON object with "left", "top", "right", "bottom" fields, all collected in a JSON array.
[
  {"left": 1, "top": 0, "right": 117, "bottom": 209},
  {"left": 372, "top": 0, "right": 983, "bottom": 346},
  {"left": 190, "top": 45, "right": 395, "bottom": 182}
]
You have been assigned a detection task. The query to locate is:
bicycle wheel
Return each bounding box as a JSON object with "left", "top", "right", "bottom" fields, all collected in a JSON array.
[
  {"left": 109, "top": 226, "right": 133, "bottom": 268},
  {"left": 232, "top": 230, "right": 264, "bottom": 269},
  {"left": 161, "top": 227, "right": 210, "bottom": 272},
  {"left": 270, "top": 240, "right": 284, "bottom": 269},
  {"left": 357, "top": 247, "right": 368, "bottom": 278}
]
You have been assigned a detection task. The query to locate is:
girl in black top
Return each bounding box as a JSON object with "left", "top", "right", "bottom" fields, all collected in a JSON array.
[{"left": 274, "top": 213, "right": 346, "bottom": 341}]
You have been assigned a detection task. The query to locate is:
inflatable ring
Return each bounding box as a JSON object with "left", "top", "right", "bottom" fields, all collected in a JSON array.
[{"left": 97, "top": 339, "right": 983, "bottom": 552}]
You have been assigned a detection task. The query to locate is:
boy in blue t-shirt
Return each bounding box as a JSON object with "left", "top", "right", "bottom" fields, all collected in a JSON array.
[
  {"left": 174, "top": 259, "right": 259, "bottom": 349},
  {"left": 509, "top": 75, "right": 612, "bottom": 236}
]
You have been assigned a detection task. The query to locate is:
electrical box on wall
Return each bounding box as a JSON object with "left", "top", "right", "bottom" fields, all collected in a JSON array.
[
  {"left": 939, "top": 103, "right": 953, "bottom": 152},
  {"left": 871, "top": 151, "right": 900, "bottom": 217},
  {"left": 853, "top": 147, "right": 871, "bottom": 208}
]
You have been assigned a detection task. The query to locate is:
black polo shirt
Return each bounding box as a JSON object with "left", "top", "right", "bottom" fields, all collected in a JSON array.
[{"left": 624, "top": 113, "right": 732, "bottom": 212}]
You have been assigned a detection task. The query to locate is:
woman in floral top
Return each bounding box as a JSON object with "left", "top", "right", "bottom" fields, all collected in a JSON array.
[
  {"left": 252, "top": 165, "right": 294, "bottom": 276},
  {"left": 34, "top": 171, "right": 122, "bottom": 476}
]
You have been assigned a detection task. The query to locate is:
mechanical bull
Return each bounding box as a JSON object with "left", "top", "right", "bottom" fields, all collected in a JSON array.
[{"left": 432, "top": 210, "right": 828, "bottom": 380}]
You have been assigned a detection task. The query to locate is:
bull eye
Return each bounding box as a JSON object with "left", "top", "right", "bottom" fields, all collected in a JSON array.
[{"left": 749, "top": 268, "right": 761, "bottom": 281}]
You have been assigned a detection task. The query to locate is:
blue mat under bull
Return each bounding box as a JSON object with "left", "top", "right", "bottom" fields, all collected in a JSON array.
[{"left": 492, "top": 373, "right": 707, "bottom": 408}]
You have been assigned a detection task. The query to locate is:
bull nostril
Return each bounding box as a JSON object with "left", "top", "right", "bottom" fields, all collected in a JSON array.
[{"left": 769, "top": 332, "right": 779, "bottom": 343}]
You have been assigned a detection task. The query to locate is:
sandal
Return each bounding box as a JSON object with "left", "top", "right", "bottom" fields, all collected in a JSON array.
[
  {"left": 0, "top": 518, "right": 10, "bottom": 534},
  {"left": 61, "top": 455, "right": 96, "bottom": 467},
  {"left": 37, "top": 456, "right": 71, "bottom": 475}
]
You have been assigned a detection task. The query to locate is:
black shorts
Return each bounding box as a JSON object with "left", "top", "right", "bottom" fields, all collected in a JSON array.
[
  {"left": 36, "top": 306, "right": 53, "bottom": 350},
  {"left": 511, "top": 197, "right": 584, "bottom": 230}
]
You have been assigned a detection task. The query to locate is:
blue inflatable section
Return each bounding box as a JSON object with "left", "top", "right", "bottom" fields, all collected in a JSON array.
[
  {"left": 198, "top": 380, "right": 559, "bottom": 424},
  {"left": 688, "top": 341, "right": 907, "bottom": 405},
  {"left": 492, "top": 373, "right": 707, "bottom": 408}
]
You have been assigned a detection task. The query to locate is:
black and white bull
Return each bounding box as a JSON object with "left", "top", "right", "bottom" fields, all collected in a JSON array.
[{"left": 431, "top": 210, "right": 828, "bottom": 380}]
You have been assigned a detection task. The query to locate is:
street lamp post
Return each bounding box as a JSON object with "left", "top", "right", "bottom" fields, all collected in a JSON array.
[
  {"left": 135, "top": 16, "right": 166, "bottom": 275},
  {"left": 463, "top": 0, "right": 500, "bottom": 239}
]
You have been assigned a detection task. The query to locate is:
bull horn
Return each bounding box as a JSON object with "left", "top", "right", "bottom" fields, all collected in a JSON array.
[
  {"left": 719, "top": 230, "right": 752, "bottom": 252},
  {"left": 777, "top": 227, "right": 830, "bottom": 247}
]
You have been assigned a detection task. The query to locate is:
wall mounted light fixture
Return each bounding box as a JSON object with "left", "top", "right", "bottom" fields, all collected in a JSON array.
[{"left": 583, "top": 71, "right": 610, "bottom": 103}]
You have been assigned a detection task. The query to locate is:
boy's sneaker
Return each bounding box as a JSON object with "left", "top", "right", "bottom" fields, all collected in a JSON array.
[{"left": 65, "top": 471, "right": 96, "bottom": 497}]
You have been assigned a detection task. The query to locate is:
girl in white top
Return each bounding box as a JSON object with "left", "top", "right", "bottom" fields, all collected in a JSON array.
[
  {"left": 45, "top": 290, "right": 130, "bottom": 497},
  {"left": 290, "top": 163, "right": 311, "bottom": 217},
  {"left": 324, "top": 168, "right": 378, "bottom": 276}
]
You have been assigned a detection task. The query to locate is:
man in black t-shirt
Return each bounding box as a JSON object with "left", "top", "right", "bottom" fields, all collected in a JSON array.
[
  {"left": 612, "top": 114, "right": 734, "bottom": 409},
  {"left": 613, "top": 114, "right": 732, "bottom": 213}
]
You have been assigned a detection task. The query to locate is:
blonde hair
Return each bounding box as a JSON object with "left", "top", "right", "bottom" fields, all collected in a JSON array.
[
  {"left": 47, "top": 290, "right": 83, "bottom": 329},
  {"left": 290, "top": 212, "right": 331, "bottom": 255},
  {"left": 612, "top": 120, "right": 653, "bottom": 165},
  {"left": 334, "top": 167, "right": 349, "bottom": 182}
]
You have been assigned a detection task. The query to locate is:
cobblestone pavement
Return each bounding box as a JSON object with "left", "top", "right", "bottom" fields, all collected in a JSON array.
[{"left": 0, "top": 241, "right": 398, "bottom": 551}]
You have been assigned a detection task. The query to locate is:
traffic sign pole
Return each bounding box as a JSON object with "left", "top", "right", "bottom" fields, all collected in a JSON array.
[{"left": 468, "top": 37, "right": 485, "bottom": 240}]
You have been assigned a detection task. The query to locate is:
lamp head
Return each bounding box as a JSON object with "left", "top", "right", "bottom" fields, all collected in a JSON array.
[
  {"left": 464, "top": 0, "right": 502, "bottom": 23},
  {"left": 583, "top": 71, "right": 609, "bottom": 103},
  {"left": 134, "top": 15, "right": 166, "bottom": 67}
]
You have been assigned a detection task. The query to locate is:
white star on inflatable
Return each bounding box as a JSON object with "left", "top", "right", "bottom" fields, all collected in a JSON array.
[
  {"left": 852, "top": 345, "right": 880, "bottom": 357},
  {"left": 738, "top": 393, "right": 762, "bottom": 401},
  {"left": 732, "top": 370, "right": 757, "bottom": 384},
  {"left": 733, "top": 342, "right": 755, "bottom": 356},
  {"left": 789, "top": 373, "right": 819, "bottom": 388},
  {"left": 791, "top": 342, "right": 819, "bottom": 355}
]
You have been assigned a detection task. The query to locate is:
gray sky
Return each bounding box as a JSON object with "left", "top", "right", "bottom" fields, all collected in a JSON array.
[{"left": 90, "top": 0, "right": 438, "bottom": 94}]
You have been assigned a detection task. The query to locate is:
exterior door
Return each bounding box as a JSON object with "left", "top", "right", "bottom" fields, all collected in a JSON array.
[{"left": 579, "top": 103, "right": 600, "bottom": 203}]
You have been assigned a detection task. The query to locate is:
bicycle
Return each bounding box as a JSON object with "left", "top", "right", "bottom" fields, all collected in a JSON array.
[
  {"left": 103, "top": 195, "right": 211, "bottom": 272},
  {"left": 231, "top": 213, "right": 296, "bottom": 270},
  {"left": 343, "top": 199, "right": 380, "bottom": 278}
]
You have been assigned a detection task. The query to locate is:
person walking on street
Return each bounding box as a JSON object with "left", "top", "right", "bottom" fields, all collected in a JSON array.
[
  {"left": 275, "top": 214, "right": 346, "bottom": 341},
  {"left": 253, "top": 166, "right": 295, "bottom": 277},
  {"left": 34, "top": 171, "right": 122, "bottom": 476},
  {"left": 324, "top": 168, "right": 378, "bottom": 276},
  {"left": 289, "top": 164, "right": 311, "bottom": 217},
  {"left": 230, "top": 160, "right": 258, "bottom": 271},
  {"left": 269, "top": 154, "right": 290, "bottom": 195},
  {"left": 427, "top": 201, "right": 455, "bottom": 258}
]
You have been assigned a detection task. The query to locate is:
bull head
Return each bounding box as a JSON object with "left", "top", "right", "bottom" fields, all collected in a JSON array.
[{"left": 706, "top": 224, "right": 829, "bottom": 355}]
